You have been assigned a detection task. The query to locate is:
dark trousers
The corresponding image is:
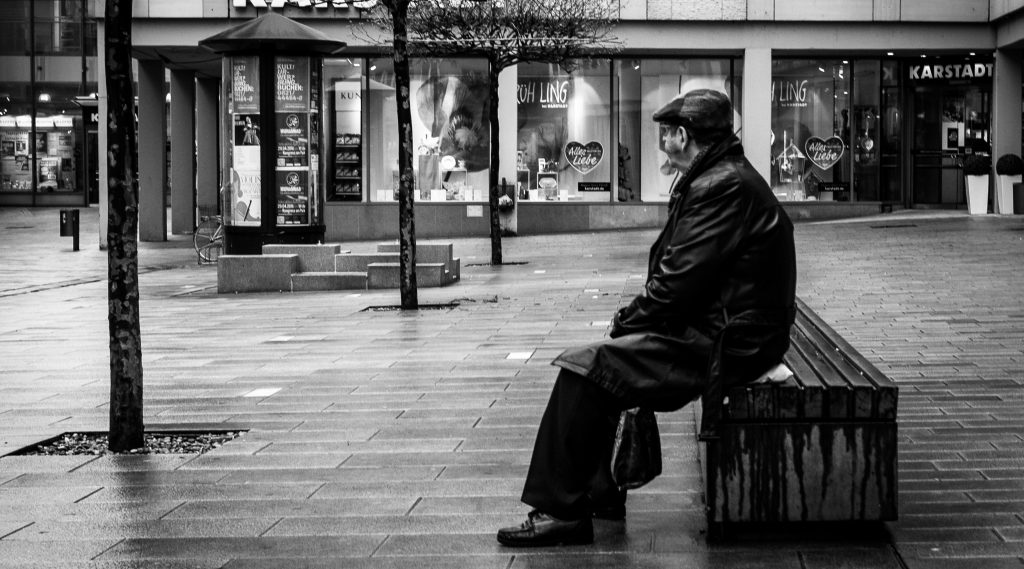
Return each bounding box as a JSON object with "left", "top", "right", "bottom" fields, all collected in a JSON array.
[{"left": 521, "top": 369, "right": 629, "bottom": 520}]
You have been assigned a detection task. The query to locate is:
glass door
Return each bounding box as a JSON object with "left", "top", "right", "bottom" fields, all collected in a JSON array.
[{"left": 909, "top": 84, "right": 990, "bottom": 207}]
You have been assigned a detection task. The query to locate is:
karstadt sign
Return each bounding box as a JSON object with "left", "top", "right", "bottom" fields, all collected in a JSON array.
[{"left": 232, "top": 0, "right": 379, "bottom": 8}]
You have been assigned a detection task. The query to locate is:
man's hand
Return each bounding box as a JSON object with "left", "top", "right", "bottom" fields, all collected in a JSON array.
[{"left": 609, "top": 307, "right": 631, "bottom": 338}]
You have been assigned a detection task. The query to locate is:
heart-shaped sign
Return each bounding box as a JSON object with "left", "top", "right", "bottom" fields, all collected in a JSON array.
[
  {"left": 564, "top": 141, "right": 604, "bottom": 175},
  {"left": 804, "top": 136, "right": 845, "bottom": 170}
]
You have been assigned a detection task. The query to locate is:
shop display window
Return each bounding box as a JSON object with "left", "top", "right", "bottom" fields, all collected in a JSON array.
[
  {"left": 324, "top": 58, "right": 363, "bottom": 202},
  {"left": 1, "top": 83, "right": 84, "bottom": 194},
  {"left": 771, "top": 59, "right": 851, "bottom": 201},
  {"left": 365, "top": 57, "right": 491, "bottom": 203},
  {"left": 617, "top": 58, "right": 741, "bottom": 203},
  {"left": 516, "top": 60, "right": 611, "bottom": 203}
]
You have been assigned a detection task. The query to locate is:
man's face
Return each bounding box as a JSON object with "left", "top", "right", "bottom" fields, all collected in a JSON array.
[{"left": 659, "top": 122, "right": 698, "bottom": 171}]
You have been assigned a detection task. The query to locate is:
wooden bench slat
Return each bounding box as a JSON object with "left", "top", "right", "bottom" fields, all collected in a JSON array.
[
  {"left": 788, "top": 325, "right": 851, "bottom": 419},
  {"left": 793, "top": 315, "right": 876, "bottom": 419},
  {"left": 781, "top": 346, "right": 824, "bottom": 418},
  {"left": 793, "top": 298, "right": 898, "bottom": 420}
]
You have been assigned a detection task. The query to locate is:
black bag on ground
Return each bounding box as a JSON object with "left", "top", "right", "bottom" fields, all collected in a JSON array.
[{"left": 610, "top": 407, "right": 662, "bottom": 489}]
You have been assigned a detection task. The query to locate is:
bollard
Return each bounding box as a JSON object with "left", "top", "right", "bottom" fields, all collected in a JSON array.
[{"left": 59, "top": 209, "right": 80, "bottom": 251}]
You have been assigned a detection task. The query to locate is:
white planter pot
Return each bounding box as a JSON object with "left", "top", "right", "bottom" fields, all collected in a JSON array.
[
  {"left": 966, "top": 175, "right": 989, "bottom": 215},
  {"left": 997, "top": 175, "right": 1019, "bottom": 214}
]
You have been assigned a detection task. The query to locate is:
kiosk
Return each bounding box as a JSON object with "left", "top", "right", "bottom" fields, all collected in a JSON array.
[{"left": 200, "top": 13, "right": 345, "bottom": 254}]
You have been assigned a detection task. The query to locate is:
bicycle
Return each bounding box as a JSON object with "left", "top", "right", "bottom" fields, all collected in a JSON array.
[{"left": 193, "top": 213, "right": 224, "bottom": 264}]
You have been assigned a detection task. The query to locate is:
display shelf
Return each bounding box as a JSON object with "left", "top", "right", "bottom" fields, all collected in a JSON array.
[{"left": 331, "top": 132, "right": 362, "bottom": 201}]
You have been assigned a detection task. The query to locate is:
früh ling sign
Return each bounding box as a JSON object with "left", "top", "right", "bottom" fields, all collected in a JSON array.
[{"left": 231, "top": 0, "right": 379, "bottom": 8}]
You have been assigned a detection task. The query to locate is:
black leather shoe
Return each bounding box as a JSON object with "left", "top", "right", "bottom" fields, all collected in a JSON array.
[{"left": 496, "top": 510, "right": 594, "bottom": 547}]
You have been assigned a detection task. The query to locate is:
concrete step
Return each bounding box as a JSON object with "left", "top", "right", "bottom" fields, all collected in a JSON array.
[
  {"left": 377, "top": 242, "right": 453, "bottom": 265},
  {"left": 367, "top": 262, "right": 455, "bottom": 289},
  {"left": 335, "top": 252, "right": 399, "bottom": 272},
  {"left": 262, "top": 244, "right": 347, "bottom": 272},
  {"left": 291, "top": 272, "right": 367, "bottom": 292}
]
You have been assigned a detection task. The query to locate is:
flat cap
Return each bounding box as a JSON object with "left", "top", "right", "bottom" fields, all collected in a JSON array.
[{"left": 652, "top": 89, "right": 733, "bottom": 132}]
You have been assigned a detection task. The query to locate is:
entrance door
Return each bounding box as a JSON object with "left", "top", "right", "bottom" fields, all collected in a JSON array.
[{"left": 909, "top": 85, "right": 990, "bottom": 208}]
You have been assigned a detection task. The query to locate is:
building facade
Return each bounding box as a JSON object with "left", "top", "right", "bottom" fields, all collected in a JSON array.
[
  {"left": 8, "top": 0, "right": 1024, "bottom": 242},
  {"left": 0, "top": 0, "right": 98, "bottom": 207}
]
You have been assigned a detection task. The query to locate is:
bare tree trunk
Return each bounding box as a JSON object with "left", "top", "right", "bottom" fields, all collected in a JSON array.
[
  {"left": 105, "top": 0, "right": 144, "bottom": 451},
  {"left": 390, "top": 0, "right": 418, "bottom": 309},
  {"left": 487, "top": 57, "right": 502, "bottom": 265}
]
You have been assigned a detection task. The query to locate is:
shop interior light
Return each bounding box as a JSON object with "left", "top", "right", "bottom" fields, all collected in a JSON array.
[
  {"left": 887, "top": 52, "right": 894, "bottom": 56},
  {"left": 369, "top": 64, "right": 376, "bottom": 71},
  {"left": 632, "top": 59, "right": 640, "bottom": 70},
  {"left": 38, "top": 92, "right": 51, "bottom": 102},
  {"left": 818, "top": 66, "right": 825, "bottom": 72},
  {"left": 969, "top": 52, "right": 976, "bottom": 56}
]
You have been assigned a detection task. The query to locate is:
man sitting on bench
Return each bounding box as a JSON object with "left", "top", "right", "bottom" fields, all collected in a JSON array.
[{"left": 497, "top": 89, "right": 798, "bottom": 547}]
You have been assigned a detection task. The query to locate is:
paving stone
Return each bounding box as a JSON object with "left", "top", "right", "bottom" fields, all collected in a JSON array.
[
  {"left": 3, "top": 209, "right": 1024, "bottom": 566},
  {"left": 96, "top": 535, "right": 385, "bottom": 560}
]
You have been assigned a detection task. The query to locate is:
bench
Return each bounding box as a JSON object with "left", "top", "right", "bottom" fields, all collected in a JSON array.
[{"left": 700, "top": 297, "right": 898, "bottom": 530}]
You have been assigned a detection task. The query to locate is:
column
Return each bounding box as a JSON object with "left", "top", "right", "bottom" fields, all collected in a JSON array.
[
  {"left": 196, "top": 77, "right": 220, "bottom": 217},
  {"left": 498, "top": 65, "right": 518, "bottom": 234},
  {"left": 170, "top": 70, "right": 196, "bottom": 234},
  {"left": 992, "top": 49, "right": 1022, "bottom": 214},
  {"left": 97, "top": 20, "right": 108, "bottom": 249},
  {"left": 742, "top": 48, "right": 772, "bottom": 183},
  {"left": 137, "top": 59, "right": 167, "bottom": 241}
]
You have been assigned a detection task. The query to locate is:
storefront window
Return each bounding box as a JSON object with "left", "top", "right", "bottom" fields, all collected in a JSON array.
[
  {"left": 852, "top": 60, "right": 880, "bottom": 200},
  {"left": 324, "top": 58, "right": 363, "bottom": 202},
  {"left": 617, "top": 58, "right": 741, "bottom": 203},
  {"left": 517, "top": 60, "right": 611, "bottom": 202},
  {"left": 771, "top": 59, "right": 851, "bottom": 201},
  {"left": 0, "top": 0, "right": 92, "bottom": 200},
  {"left": 365, "top": 57, "right": 490, "bottom": 203}
]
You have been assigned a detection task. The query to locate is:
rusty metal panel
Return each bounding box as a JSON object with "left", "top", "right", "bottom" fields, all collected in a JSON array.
[{"left": 705, "top": 422, "right": 898, "bottom": 524}]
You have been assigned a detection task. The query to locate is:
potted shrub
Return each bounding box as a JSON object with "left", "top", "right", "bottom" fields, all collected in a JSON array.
[
  {"left": 995, "top": 153, "right": 1022, "bottom": 214},
  {"left": 963, "top": 153, "right": 991, "bottom": 215}
]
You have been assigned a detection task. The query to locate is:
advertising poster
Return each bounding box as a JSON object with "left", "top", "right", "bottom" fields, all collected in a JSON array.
[
  {"left": 38, "top": 157, "right": 60, "bottom": 190},
  {"left": 234, "top": 114, "right": 261, "bottom": 146},
  {"left": 275, "top": 56, "right": 309, "bottom": 113},
  {"left": 231, "top": 56, "right": 260, "bottom": 114},
  {"left": 276, "top": 169, "right": 309, "bottom": 225},
  {"left": 1, "top": 134, "right": 13, "bottom": 158},
  {"left": 276, "top": 112, "right": 309, "bottom": 167},
  {"left": 230, "top": 169, "right": 261, "bottom": 225}
]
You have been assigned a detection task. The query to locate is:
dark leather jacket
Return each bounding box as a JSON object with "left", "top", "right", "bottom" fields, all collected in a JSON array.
[
  {"left": 613, "top": 134, "right": 796, "bottom": 350},
  {"left": 554, "top": 135, "right": 796, "bottom": 412}
]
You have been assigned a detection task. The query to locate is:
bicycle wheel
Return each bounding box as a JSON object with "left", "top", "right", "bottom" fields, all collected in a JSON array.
[{"left": 193, "top": 218, "right": 223, "bottom": 264}]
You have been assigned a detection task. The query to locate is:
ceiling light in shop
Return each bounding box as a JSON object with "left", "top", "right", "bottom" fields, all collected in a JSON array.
[
  {"left": 38, "top": 93, "right": 51, "bottom": 102},
  {"left": 887, "top": 52, "right": 894, "bottom": 56}
]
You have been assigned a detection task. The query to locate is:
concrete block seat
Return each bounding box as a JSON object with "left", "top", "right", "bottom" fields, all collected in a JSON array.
[
  {"left": 217, "top": 241, "right": 458, "bottom": 293},
  {"left": 218, "top": 254, "right": 297, "bottom": 293}
]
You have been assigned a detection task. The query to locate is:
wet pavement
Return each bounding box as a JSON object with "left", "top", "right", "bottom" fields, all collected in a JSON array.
[{"left": 0, "top": 205, "right": 1022, "bottom": 568}]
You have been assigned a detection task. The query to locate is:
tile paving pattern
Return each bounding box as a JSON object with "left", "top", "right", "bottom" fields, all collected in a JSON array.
[{"left": 0, "top": 206, "right": 1022, "bottom": 567}]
